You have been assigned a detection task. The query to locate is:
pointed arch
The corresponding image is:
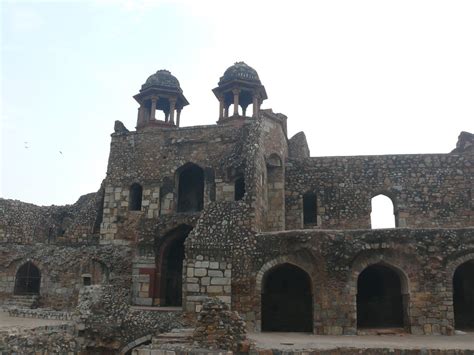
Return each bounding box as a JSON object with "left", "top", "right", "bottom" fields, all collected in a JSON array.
[
  {"left": 370, "top": 194, "right": 396, "bottom": 228},
  {"left": 154, "top": 224, "right": 193, "bottom": 306}
]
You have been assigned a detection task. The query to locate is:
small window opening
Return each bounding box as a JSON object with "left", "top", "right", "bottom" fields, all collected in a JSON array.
[
  {"left": 235, "top": 176, "right": 245, "bottom": 201},
  {"left": 83, "top": 276, "right": 92, "bottom": 286},
  {"left": 303, "top": 192, "right": 317, "bottom": 225},
  {"left": 371, "top": 194, "right": 396, "bottom": 228},
  {"left": 129, "top": 183, "right": 143, "bottom": 211},
  {"left": 177, "top": 164, "right": 204, "bottom": 213}
]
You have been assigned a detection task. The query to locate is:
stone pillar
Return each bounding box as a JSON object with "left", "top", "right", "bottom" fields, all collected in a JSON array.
[
  {"left": 169, "top": 98, "right": 176, "bottom": 125},
  {"left": 242, "top": 106, "right": 247, "bottom": 116},
  {"left": 224, "top": 105, "right": 229, "bottom": 118},
  {"left": 150, "top": 97, "right": 157, "bottom": 120},
  {"left": 137, "top": 105, "right": 146, "bottom": 126},
  {"left": 252, "top": 95, "right": 259, "bottom": 117},
  {"left": 177, "top": 108, "right": 182, "bottom": 127},
  {"left": 219, "top": 97, "right": 224, "bottom": 120},
  {"left": 165, "top": 112, "right": 169, "bottom": 122},
  {"left": 232, "top": 89, "right": 240, "bottom": 116}
]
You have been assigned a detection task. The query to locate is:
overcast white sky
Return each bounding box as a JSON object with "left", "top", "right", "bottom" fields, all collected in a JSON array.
[{"left": 1, "top": 0, "right": 473, "bottom": 207}]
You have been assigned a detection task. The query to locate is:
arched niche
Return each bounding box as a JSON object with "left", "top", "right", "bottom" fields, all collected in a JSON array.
[
  {"left": 357, "top": 263, "right": 409, "bottom": 329},
  {"left": 261, "top": 263, "right": 313, "bottom": 332}
]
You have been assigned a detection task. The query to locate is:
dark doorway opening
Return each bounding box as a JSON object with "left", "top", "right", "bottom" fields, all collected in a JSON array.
[
  {"left": 303, "top": 192, "right": 317, "bottom": 225},
  {"left": 155, "top": 225, "right": 192, "bottom": 307},
  {"left": 14, "top": 262, "right": 41, "bottom": 295},
  {"left": 177, "top": 164, "right": 204, "bottom": 212},
  {"left": 453, "top": 260, "right": 474, "bottom": 330},
  {"left": 129, "top": 183, "right": 143, "bottom": 211},
  {"left": 357, "top": 264, "right": 406, "bottom": 328},
  {"left": 262, "top": 263, "right": 313, "bottom": 332},
  {"left": 234, "top": 176, "right": 245, "bottom": 201}
]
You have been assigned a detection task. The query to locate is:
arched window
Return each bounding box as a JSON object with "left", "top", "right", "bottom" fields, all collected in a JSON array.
[
  {"left": 357, "top": 264, "right": 408, "bottom": 329},
  {"left": 14, "top": 262, "right": 41, "bottom": 295},
  {"left": 129, "top": 183, "right": 143, "bottom": 211},
  {"left": 177, "top": 163, "right": 204, "bottom": 213},
  {"left": 370, "top": 194, "right": 396, "bottom": 228},
  {"left": 262, "top": 263, "right": 313, "bottom": 332},
  {"left": 453, "top": 260, "right": 474, "bottom": 329},
  {"left": 234, "top": 176, "right": 245, "bottom": 201},
  {"left": 303, "top": 192, "right": 317, "bottom": 225}
]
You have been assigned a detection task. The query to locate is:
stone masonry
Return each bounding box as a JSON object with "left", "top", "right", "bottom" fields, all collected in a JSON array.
[{"left": 0, "top": 62, "right": 473, "bottom": 353}]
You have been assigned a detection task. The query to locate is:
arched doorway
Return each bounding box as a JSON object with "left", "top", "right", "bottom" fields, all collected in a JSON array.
[
  {"left": 357, "top": 264, "right": 407, "bottom": 328},
  {"left": 453, "top": 260, "right": 474, "bottom": 330},
  {"left": 261, "top": 263, "right": 313, "bottom": 332},
  {"left": 177, "top": 163, "right": 204, "bottom": 213},
  {"left": 155, "top": 225, "right": 192, "bottom": 306},
  {"left": 14, "top": 261, "right": 41, "bottom": 295}
]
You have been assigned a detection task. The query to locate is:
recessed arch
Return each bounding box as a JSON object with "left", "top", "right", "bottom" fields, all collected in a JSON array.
[
  {"left": 177, "top": 163, "right": 204, "bottom": 213},
  {"left": 119, "top": 334, "right": 152, "bottom": 355},
  {"left": 234, "top": 175, "right": 245, "bottom": 201},
  {"left": 357, "top": 263, "right": 406, "bottom": 328},
  {"left": 453, "top": 259, "right": 474, "bottom": 329},
  {"left": 303, "top": 191, "right": 317, "bottom": 225},
  {"left": 261, "top": 263, "right": 313, "bottom": 332},
  {"left": 14, "top": 261, "right": 41, "bottom": 295},
  {"left": 256, "top": 255, "right": 316, "bottom": 333},
  {"left": 154, "top": 224, "right": 193, "bottom": 306},
  {"left": 370, "top": 194, "right": 396, "bottom": 229}
]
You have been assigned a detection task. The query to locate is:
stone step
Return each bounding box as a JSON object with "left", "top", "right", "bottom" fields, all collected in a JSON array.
[{"left": 152, "top": 328, "right": 194, "bottom": 346}]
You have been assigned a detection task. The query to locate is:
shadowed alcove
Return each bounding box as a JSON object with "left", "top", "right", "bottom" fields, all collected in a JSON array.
[
  {"left": 453, "top": 260, "right": 474, "bottom": 329},
  {"left": 261, "top": 263, "right": 313, "bottom": 332},
  {"left": 14, "top": 261, "right": 41, "bottom": 295},
  {"left": 177, "top": 163, "right": 204, "bottom": 213},
  {"left": 357, "top": 264, "right": 408, "bottom": 329}
]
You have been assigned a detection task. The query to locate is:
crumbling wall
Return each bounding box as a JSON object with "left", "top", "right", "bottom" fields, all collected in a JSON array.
[
  {"left": 286, "top": 153, "right": 473, "bottom": 229},
  {"left": 0, "top": 187, "right": 104, "bottom": 245},
  {"left": 0, "top": 243, "right": 131, "bottom": 308}
]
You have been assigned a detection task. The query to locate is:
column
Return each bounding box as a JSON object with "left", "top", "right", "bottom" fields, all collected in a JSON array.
[
  {"left": 219, "top": 96, "right": 224, "bottom": 120},
  {"left": 169, "top": 98, "right": 176, "bottom": 125},
  {"left": 232, "top": 88, "right": 240, "bottom": 116},
  {"left": 177, "top": 109, "right": 182, "bottom": 127},
  {"left": 137, "top": 105, "right": 145, "bottom": 127},
  {"left": 224, "top": 105, "right": 229, "bottom": 118},
  {"left": 150, "top": 97, "right": 157, "bottom": 120},
  {"left": 252, "top": 94, "right": 259, "bottom": 117}
]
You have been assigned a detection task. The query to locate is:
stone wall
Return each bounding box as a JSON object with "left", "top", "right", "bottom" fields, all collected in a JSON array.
[{"left": 286, "top": 153, "right": 473, "bottom": 230}]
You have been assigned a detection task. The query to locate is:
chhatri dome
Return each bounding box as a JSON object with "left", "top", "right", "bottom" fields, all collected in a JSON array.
[
  {"left": 213, "top": 62, "right": 267, "bottom": 121},
  {"left": 134, "top": 69, "right": 189, "bottom": 129}
]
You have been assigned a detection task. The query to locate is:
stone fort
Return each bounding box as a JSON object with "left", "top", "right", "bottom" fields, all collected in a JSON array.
[{"left": 0, "top": 62, "right": 473, "bottom": 353}]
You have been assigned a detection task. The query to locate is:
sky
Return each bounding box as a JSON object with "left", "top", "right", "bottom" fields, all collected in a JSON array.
[{"left": 1, "top": 0, "right": 474, "bottom": 208}]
